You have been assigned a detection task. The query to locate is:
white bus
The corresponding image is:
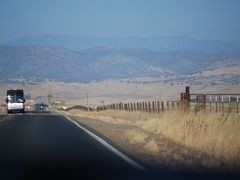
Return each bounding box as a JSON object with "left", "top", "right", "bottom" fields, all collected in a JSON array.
[{"left": 6, "top": 89, "right": 25, "bottom": 114}]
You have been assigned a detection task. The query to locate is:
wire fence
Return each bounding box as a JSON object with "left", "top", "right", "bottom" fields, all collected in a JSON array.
[{"left": 57, "top": 86, "right": 240, "bottom": 114}]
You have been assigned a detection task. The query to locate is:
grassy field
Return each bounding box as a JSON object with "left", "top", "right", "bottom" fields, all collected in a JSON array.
[
  {"left": 138, "top": 110, "right": 240, "bottom": 168},
  {"left": 65, "top": 109, "right": 240, "bottom": 172}
]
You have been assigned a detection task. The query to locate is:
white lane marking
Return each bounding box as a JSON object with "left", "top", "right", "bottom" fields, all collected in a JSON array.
[{"left": 63, "top": 115, "right": 148, "bottom": 172}]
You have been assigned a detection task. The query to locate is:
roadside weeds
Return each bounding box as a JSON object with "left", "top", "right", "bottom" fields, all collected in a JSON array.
[{"left": 62, "top": 109, "right": 239, "bottom": 174}]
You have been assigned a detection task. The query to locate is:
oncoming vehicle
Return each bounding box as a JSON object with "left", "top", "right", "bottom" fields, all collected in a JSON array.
[{"left": 5, "top": 89, "right": 25, "bottom": 114}]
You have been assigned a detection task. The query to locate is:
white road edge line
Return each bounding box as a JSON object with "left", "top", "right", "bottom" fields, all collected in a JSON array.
[{"left": 63, "top": 115, "right": 148, "bottom": 172}]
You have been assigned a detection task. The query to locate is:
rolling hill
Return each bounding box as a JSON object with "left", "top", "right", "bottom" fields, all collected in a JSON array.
[
  {"left": 0, "top": 45, "right": 239, "bottom": 83},
  {"left": 4, "top": 35, "right": 240, "bottom": 53}
]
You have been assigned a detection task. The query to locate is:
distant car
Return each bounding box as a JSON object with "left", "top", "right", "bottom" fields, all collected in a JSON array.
[
  {"left": 35, "top": 103, "right": 47, "bottom": 111},
  {"left": 6, "top": 89, "right": 25, "bottom": 114}
]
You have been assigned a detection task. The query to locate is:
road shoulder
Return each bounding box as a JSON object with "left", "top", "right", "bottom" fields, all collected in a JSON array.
[{"left": 62, "top": 112, "right": 227, "bottom": 176}]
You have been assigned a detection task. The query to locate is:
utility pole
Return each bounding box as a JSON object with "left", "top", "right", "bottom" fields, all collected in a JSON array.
[
  {"left": 87, "top": 91, "right": 89, "bottom": 111},
  {"left": 47, "top": 94, "right": 52, "bottom": 113},
  {"left": 47, "top": 94, "right": 52, "bottom": 104},
  {"left": 87, "top": 92, "right": 88, "bottom": 106}
]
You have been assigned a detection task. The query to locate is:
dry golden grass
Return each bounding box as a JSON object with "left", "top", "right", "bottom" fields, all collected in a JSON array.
[
  {"left": 66, "top": 109, "right": 155, "bottom": 125},
  {"left": 143, "top": 139, "right": 159, "bottom": 154},
  {"left": 138, "top": 110, "right": 240, "bottom": 167},
  {"left": 124, "top": 129, "right": 148, "bottom": 145},
  {"left": 65, "top": 109, "right": 240, "bottom": 169}
]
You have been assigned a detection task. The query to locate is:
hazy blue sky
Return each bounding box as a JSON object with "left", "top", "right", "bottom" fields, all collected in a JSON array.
[{"left": 0, "top": 0, "right": 240, "bottom": 43}]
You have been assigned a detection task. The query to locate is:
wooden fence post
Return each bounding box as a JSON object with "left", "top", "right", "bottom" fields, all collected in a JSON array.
[
  {"left": 186, "top": 86, "right": 190, "bottom": 109},
  {"left": 124, "top": 104, "right": 127, "bottom": 111},
  {"left": 237, "top": 102, "right": 239, "bottom": 113},
  {"left": 148, "top": 101, "right": 151, "bottom": 113},
  {"left": 145, "top": 102, "right": 148, "bottom": 112},
  {"left": 203, "top": 95, "right": 206, "bottom": 110},
  {"left": 221, "top": 96, "right": 224, "bottom": 113},
  {"left": 209, "top": 96, "right": 212, "bottom": 112},
  {"left": 157, "top": 101, "right": 160, "bottom": 113},
  {"left": 161, "top": 101, "right": 164, "bottom": 113},
  {"left": 180, "top": 86, "right": 190, "bottom": 111},
  {"left": 219, "top": 95, "right": 221, "bottom": 112},
  {"left": 152, "top": 101, "right": 155, "bottom": 113}
]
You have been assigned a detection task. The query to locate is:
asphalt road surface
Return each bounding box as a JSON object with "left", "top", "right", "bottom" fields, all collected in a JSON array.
[
  {"left": 0, "top": 113, "right": 238, "bottom": 180},
  {"left": 0, "top": 113, "right": 151, "bottom": 180}
]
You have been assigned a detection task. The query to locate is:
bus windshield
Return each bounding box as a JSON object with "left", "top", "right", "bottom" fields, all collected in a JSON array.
[{"left": 7, "top": 90, "right": 24, "bottom": 103}]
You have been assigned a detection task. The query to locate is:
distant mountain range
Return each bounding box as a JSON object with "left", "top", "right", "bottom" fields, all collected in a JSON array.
[
  {"left": 4, "top": 35, "right": 240, "bottom": 53},
  {"left": 0, "top": 45, "right": 240, "bottom": 83}
]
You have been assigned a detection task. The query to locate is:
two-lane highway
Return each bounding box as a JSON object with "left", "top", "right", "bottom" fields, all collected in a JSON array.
[
  {"left": 0, "top": 114, "right": 147, "bottom": 180},
  {"left": 1, "top": 114, "right": 238, "bottom": 180}
]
